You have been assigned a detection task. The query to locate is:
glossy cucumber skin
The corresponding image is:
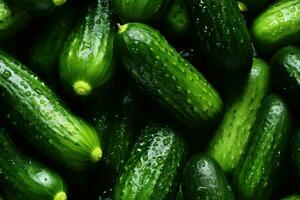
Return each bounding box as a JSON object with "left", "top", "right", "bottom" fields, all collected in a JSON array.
[
  {"left": 183, "top": 154, "right": 235, "bottom": 200},
  {"left": 188, "top": 0, "right": 253, "bottom": 73},
  {"left": 116, "top": 23, "right": 223, "bottom": 128},
  {"left": 0, "top": 50, "right": 101, "bottom": 171},
  {"left": 114, "top": 123, "right": 186, "bottom": 200},
  {"left": 60, "top": 0, "right": 115, "bottom": 97},
  {"left": 29, "top": 5, "right": 75, "bottom": 77},
  {"left": 281, "top": 195, "right": 300, "bottom": 200},
  {"left": 291, "top": 129, "right": 300, "bottom": 179},
  {"left": 0, "top": 127, "right": 67, "bottom": 200},
  {"left": 251, "top": 0, "right": 300, "bottom": 55},
  {"left": 233, "top": 95, "right": 291, "bottom": 200},
  {"left": 208, "top": 58, "right": 270, "bottom": 173},
  {"left": 14, "top": 0, "right": 66, "bottom": 15},
  {"left": 0, "top": 1, "right": 30, "bottom": 40},
  {"left": 112, "top": 0, "right": 171, "bottom": 22},
  {"left": 270, "top": 46, "right": 300, "bottom": 109}
]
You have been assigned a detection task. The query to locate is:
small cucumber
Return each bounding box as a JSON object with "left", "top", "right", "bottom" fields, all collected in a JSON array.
[
  {"left": 188, "top": 0, "right": 253, "bottom": 73},
  {"left": 114, "top": 122, "right": 186, "bottom": 200},
  {"left": 233, "top": 95, "right": 291, "bottom": 200},
  {"left": 0, "top": 50, "right": 101, "bottom": 171},
  {"left": 251, "top": 0, "right": 300, "bottom": 55},
  {"left": 183, "top": 154, "right": 235, "bottom": 200},
  {"left": 116, "top": 23, "right": 223, "bottom": 128},
  {"left": 0, "top": 127, "right": 67, "bottom": 200},
  {"left": 60, "top": 0, "right": 115, "bottom": 97},
  {"left": 208, "top": 58, "right": 270, "bottom": 173},
  {"left": 14, "top": 0, "right": 66, "bottom": 15},
  {"left": 270, "top": 46, "right": 300, "bottom": 110}
]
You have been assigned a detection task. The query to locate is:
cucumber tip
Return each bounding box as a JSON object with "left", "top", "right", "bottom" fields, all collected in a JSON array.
[
  {"left": 53, "top": 0, "right": 67, "bottom": 6},
  {"left": 117, "top": 23, "right": 127, "bottom": 33},
  {"left": 91, "top": 147, "right": 102, "bottom": 162},
  {"left": 54, "top": 191, "right": 67, "bottom": 200},
  {"left": 73, "top": 81, "right": 92, "bottom": 96}
]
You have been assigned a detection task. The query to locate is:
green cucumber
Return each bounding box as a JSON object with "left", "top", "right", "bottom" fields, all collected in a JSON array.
[
  {"left": 0, "top": 50, "right": 101, "bottom": 171},
  {"left": 251, "top": 0, "right": 300, "bottom": 55},
  {"left": 29, "top": 5, "right": 75, "bottom": 78},
  {"left": 60, "top": 0, "right": 115, "bottom": 97},
  {"left": 291, "top": 129, "right": 300, "bottom": 179},
  {"left": 233, "top": 95, "right": 291, "bottom": 200},
  {"left": 188, "top": 0, "right": 253, "bottom": 73},
  {"left": 0, "top": 127, "right": 67, "bottom": 200},
  {"left": 208, "top": 58, "right": 270, "bottom": 173},
  {"left": 270, "top": 46, "right": 300, "bottom": 110},
  {"left": 14, "top": 0, "right": 66, "bottom": 15},
  {"left": 0, "top": 1, "right": 30, "bottom": 40},
  {"left": 112, "top": 0, "right": 171, "bottom": 22},
  {"left": 282, "top": 195, "right": 300, "bottom": 200},
  {"left": 183, "top": 154, "right": 235, "bottom": 200},
  {"left": 116, "top": 23, "right": 223, "bottom": 128},
  {"left": 114, "top": 122, "right": 186, "bottom": 200}
]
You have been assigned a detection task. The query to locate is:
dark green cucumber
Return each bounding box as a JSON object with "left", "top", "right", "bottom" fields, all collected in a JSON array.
[
  {"left": 116, "top": 23, "right": 223, "bottom": 128},
  {"left": 114, "top": 122, "right": 186, "bottom": 200},
  {"left": 112, "top": 0, "right": 171, "bottom": 22},
  {"left": 251, "top": 0, "right": 300, "bottom": 55},
  {"left": 29, "top": 5, "right": 75, "bottom": 77},
  {"left": 183, "top": 154, "right": 235, "bottom": 200},
  {"left": 291, "top": 129, "right": 300, "bottom": 179},
  {"left": 60, "top": 0, "right": 115, "bottom": 97},
  {"left": 14, "top": 0, "right": 66, "bottom": 15},
  {"left": 0, "top": 1, "right": 30, "bottom": 40},
  {"left": 282, "top": 195, "right": 300, "bottom": 200},
  {"left": 0, "top": 127, "right": 67, "bottom": 200},
  {"left": 270, "top": 46, "right": 300, "bottom": 109},
  {"left": 188, "top": 0, "right": 253, "bottom": 73},
  {"left": 233, "top": 95, "right": 291, "bottom": 200},
  {"left": 0, "top": 50, "right": 101, "bottom": 171},
  {"left": 208, "top": 58, "right": 270, "bottom": 173}
]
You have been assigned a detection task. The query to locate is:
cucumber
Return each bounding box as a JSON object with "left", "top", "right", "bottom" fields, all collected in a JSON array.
[
  {"left": 60, "top": 0, "right": 115, "bottom": 97},
  {"left": 114, "top": 122, "right": 186, "bottom": 200},
  {"left": 270, "top": 46, "right": 300, "bottom": 110},
  {"left": 233, "top": 95, "right": 291, "bottom": 200},
  {"left": 183, "top": 154, "right": 235, "bottom": 200},
  {"left": 0, "top": 50, "right": 101, "bottom": 171},
  {"left": 29, "top": 5, "right": 75, "bottom": 78},
  {"left": 0, "top": 127, "right": 67, "bottom": 200},
  {"left": 251, "top": 0, "right": 300, "bottom": 55},
  {"left": 14, "top": 0, "right": 66, "bottom": 15},
  {"left": 188, "top": 0, "right": 253, "bottom": 73},
  {"left": 208, "top": 58, "right": 270, "bottom": 173},
  {"left": 0, "top": 1, "right": 30, "bottom": 40},
  {"left": 116, "top": 23, "right": 223, "bottom": 128},
  {"left": 282, "top": 195, "right": 300, "bottom": 200},
  {"left": 291, "top": 129, "right": 300, "bottom": 179},
  {"left": 112, "top": 0, "right": 171, "bottom": 22}
]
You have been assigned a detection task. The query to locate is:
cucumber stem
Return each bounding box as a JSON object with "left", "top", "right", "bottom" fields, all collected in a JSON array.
[
  {"left": 53, "top": 0, "right": 67, "bottom": 6},
  {"left": 91, "top": 147, "right": 102, "bottom": 162},
  {"left": 73, "top": 81, "right": 92, "bottom": 96},
  {"left": 117, "top": 23, "right": 127, "bottom": 33},
  {"left": 54, "top": 191, "right": 67, "bottom": 200}
]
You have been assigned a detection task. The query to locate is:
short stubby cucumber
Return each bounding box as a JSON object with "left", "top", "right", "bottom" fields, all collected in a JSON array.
[
  {"left": 14, "top": 0, "right": 66, "bottom": 15},
  {"left": 233, "top": 95, "right": 291, "bottom": 200},
  {"left": 114, "top": 122, "right": 186, "bottom": 200},
  {"left": 60, "top": 0, "right": 115, "bottom": 97},
  {"left": 251, "top": 0, "right": 300, "bottom": 55},
  {"left": 208, "top": 58, "right": 270, "bottom": 173},
  {"left": 116, "top": 23, "right": 223, "bottom": 128},
  {"left": 0, "top": 50, "right": 102, "bottom": 171},
  {"left": 0, "top": 127, "right": 67, "bottom": 200}
]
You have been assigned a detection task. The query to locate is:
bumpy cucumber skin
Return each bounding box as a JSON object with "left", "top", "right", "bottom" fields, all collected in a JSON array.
[
  {"left": 233, "top": 95, "right": 291, "bottom": 200},
  {"left": 14, "top": 0, "right": 65, "bottom": 15},
  {"left": 29, "top": 5, "right": 75, "bottom": 77},
  {"left": 208, "top": 58, "right": 270, "bottom": 173},
  {"left": 0, "top": 50, "right": 101, "bottom": 171},
  {"left": 0, "top": 1, "right": 30, "bottom": 40},
  {"left": 114, "top": 123, "right": 186, "bottom": 200},
  {"left": 270, "top": 46, "right": 300, "bottom": 109},
  {"left": 281, "top": 195, "right": 300, "bottom": 200},
  {"left": 113, "top": 0, "right": 171, "bottom": 22},
  {"left": 251, "top": 0, "right": 300, "bottom": 55},
  {"left": 0, "top": 127, "right": 67, "bottom": 200},
  {"left": 183, "top": 154, "right": 235, "bottom": 200},
  {"left": 60, "top": 0, "right": 115, "bottom": 96},
  {"left": 188, "top": 0, "right": 253, "bottom": 73},
  {"left": 116, "top": 23, "right": 222, "bottom": 128}
]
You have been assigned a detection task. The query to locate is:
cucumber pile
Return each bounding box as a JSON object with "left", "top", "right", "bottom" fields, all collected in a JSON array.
[{"left": 0, "top": 0, "right": 300, "bottom": 199}]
